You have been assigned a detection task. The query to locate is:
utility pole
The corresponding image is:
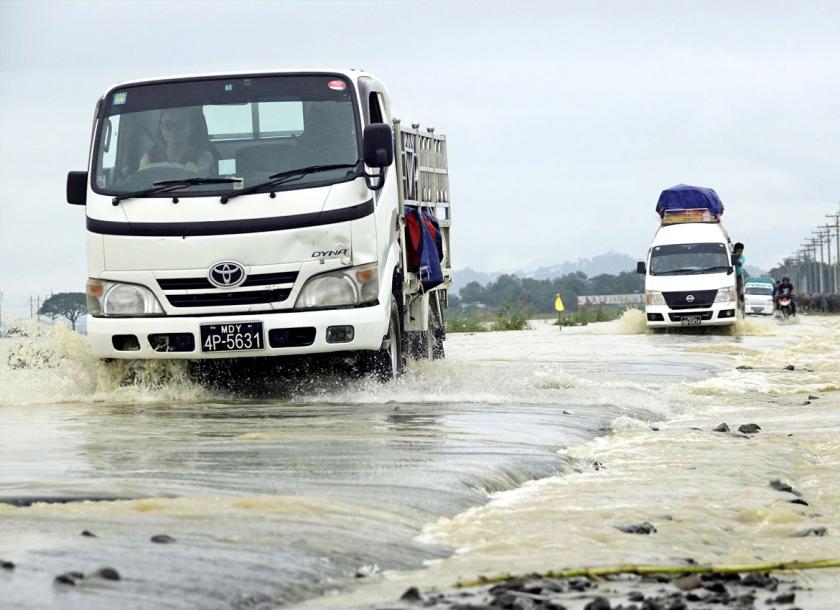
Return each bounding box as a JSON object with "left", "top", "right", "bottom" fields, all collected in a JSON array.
[
  {"left": 814, "top": 228, "right": 829, "bottom": 294},
  {"left": 829, "top": 210, "right": 840, "bottom": 294},
  {"left": 801, "top": 249, "right": 810, "bottom": 293},
  {"left": 802, "top": 244, "right": 812, "bottom": 294},
  {"left": 822, "top": 225, "right": 835, "bottom": 293},
  {"left": 809, "top": 239, "right": 819, "bottom": 294}
]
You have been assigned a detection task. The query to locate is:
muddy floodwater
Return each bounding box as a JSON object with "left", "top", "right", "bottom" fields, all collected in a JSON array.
[{"left": 1, "top": 313, "right": 839, "bottom": 609}]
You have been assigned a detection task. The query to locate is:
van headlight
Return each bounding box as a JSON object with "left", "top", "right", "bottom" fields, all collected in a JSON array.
[
  {"left": 87, "top": 279, "right": 165, "bottom": 316},
  {"left": 295, "top": 263, "right": 379, "bottom": 309},
  {"left": 715, "top": 287, "right": 737, "bottom": 303},
  {"left": 645, "top": 291, "right": 665, "bottom": 306}
]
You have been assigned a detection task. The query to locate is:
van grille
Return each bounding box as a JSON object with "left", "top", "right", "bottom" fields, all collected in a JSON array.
[{"left": 663, "top": 289, "right": 717, "bottom": 310}]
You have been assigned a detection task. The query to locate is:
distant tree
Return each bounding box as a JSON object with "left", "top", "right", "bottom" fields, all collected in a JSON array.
[
  {"left": 459, "top": 281, "right": 486, "bottom": 304},
  {"left": 38, "top": 292, "right": 87, "bottom": 331},
  {"left": 451, "top": 270, "right": 644, "bottom": 314}
]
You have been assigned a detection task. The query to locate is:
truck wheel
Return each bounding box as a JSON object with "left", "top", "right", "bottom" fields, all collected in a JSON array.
[
  {"left": 431, "top": 324, "right": 445, "bottom": 360},
  {"left": 407, "top": 297, "right": 445, "bottom": 360},
  {"left": 361, "top": 298, "right": 405, "bottom": 381}
]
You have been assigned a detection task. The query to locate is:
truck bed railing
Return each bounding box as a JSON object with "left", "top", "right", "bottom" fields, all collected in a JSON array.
[{"left": 394, "top": 119, "right": 452, "bottom": 293}]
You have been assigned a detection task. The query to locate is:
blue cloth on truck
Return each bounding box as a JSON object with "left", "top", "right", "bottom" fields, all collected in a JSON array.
[
  {"left": 656, "top": 184, "right": 725, "bottom": 217},
  {"left": 405, "top": 205, "right": 444, "bottom": 291}
]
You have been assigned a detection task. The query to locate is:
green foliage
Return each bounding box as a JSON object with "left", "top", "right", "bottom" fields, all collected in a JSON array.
[
  {"left": 455, "top": 271, "right": 643, "bottom": 314},
  {"left": 445, "top": 310, "right": 491, "bottom": 333},
  {"left": 556, "top": 306, "right": 626, "bottom": 327},
  {"left": 38, "top": 292, "right": 87, "bottom": 330},
  {"left": 491, "top": 302, "right": 531, "bottom": 331}
]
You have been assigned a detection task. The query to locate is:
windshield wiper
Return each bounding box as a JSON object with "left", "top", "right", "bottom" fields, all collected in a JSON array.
[
  {"left": 219, "top": 163, "right": 360, "bottom": 204},
  {"left": 654, "top": 267, "right": 701, "bottom": 276},
  {"left": 112, "top": 178, "right": 243, "bottom": 205},
  {"left": 695, "top": 265, "right": 732, "bottom": 273}
]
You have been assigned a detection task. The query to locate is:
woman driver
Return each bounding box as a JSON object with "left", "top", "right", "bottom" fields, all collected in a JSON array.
[{"left": 139, "top": 108, "right": 213, "bottom": 173}]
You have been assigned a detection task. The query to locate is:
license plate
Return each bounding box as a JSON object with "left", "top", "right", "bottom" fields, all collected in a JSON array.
[
  {"left": 200, "top": 321, "right": 264, "bottom": 352},
  {"left": 751, "top": 308, "right": 762, "bottom": 313},
  {"left": 680, "top": 315, "right": 702, "bottom": 326}
]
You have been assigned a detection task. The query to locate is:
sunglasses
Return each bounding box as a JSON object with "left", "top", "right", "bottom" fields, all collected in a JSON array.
[{"left": 161, "top": 119, "right": 188, "bottom": 130}]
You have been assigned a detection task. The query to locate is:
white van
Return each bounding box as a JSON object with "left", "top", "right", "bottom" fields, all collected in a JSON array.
[
  {"left": 744, "top": 280, "right": 775, "bottom": 315},
  {"left": 637, "top": 220, "right": 738, "bottom": 328}
]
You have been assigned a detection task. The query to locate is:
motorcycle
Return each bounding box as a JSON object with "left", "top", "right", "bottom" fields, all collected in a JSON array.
[{"left": 777, "top": 289, "right": 793, "bottom": 320}]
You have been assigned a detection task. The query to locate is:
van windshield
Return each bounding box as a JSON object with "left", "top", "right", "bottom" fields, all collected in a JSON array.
[
  {"left": 746, "top": 285, "right": 773, "bottom": 295},
  {"left": 649, "top": 243, "right": 730, "bottom": 276},
  {"left": 93, "top": 74, "right": 361, "bottom": 197}
]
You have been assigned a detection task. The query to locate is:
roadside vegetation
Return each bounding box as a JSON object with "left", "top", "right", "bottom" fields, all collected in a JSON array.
[
  {"left": 556, "top": 306, "right": 626, "bottom": 327},
  {"left": 449, "top": 271, "right": 643, "bottom": 315},
  {"left": 445, "top": 271, "right": 642, "bottom": 332},
  {"left": 445, "top": 303, "right": 532, "bottom": 333}
]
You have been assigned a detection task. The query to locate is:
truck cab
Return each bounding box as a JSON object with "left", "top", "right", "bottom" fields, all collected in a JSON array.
[{"left": 66, "top": 69, "right": 452, "bottom": 379}]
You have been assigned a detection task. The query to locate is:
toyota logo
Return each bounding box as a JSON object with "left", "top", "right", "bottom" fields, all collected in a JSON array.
[
  {"left": 208, "top": 261, "right": 246, "bottom": 288},
  {"left": 685, "top": 294, "right": 695, "bottom": 303}
]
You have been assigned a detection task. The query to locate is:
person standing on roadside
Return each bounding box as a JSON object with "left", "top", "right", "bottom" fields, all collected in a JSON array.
[{"left": 733, "top": 242, "right": 746, "bottom": 313}]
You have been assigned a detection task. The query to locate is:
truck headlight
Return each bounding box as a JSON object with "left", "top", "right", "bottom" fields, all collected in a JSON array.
[
  {"left": 715, "top": 287, "right": 736, "bottom": 303},
  {"left": 295, "top": 263, "right": 378, "bottom": 309},
  {"left": 87, "top": 279, "right": 165, "bottom": 317},
  {"left": 645, "top": 291, "right": 665, "bottom": 306}
]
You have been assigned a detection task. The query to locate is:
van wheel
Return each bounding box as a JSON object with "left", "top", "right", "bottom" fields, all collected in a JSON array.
[{"left": 360, "top": 298, "right": 405, "bottom": 381}]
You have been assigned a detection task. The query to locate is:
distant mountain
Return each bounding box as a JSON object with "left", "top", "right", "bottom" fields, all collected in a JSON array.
[
  {"left": 745, "top": 265, "right": 768, "bottom": 278},
  {"left": 452, "top": 251, "right": 638, "bottom": 294},
  {"left": 452, "top": 268, "right": 502, "bottom": 294},
  {"left": 522, "top": 252, "right": 638, "bottom": 280}
]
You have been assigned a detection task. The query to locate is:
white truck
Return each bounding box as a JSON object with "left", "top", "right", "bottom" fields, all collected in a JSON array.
[
  {"left": 636, "top": 188, "right": 739, "bottom": 329},
  {"left": 66, "top": 69, "right": 452, "bottom": 380}
]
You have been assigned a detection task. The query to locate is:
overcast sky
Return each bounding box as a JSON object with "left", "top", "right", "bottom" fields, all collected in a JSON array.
[{"left": 2, "top": 0, "right": 839, "bottom": 315}]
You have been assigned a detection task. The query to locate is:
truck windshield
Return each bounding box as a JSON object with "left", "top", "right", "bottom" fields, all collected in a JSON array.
[
  {"left": 649, "top": 243, "right": 730, "bottom": 276},
  {"left": 93, "top": 74, "right": 361, "bottom": 197}
]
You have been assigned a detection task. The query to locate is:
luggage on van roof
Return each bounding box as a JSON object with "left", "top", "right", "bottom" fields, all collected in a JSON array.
[{"left": 656, "top": 184, "right": 725, "bottom": 219}]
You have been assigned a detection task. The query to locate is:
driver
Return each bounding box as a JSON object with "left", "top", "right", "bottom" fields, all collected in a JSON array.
[
  {"left": 777, "top": 276, "right": 796, "bottom": 316},
  {"left": 139, "top": 108, "right": 213, "bottom": 174}
]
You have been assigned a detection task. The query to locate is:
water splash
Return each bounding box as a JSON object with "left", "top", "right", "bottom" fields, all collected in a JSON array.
[{"left": 0, "top": 322, "right": 211, "bottom": 407}]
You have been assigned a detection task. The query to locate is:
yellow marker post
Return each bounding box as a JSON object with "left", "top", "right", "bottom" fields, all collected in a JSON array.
[{"left": 554, "top": 294, "right": 565, "bottom": 312}]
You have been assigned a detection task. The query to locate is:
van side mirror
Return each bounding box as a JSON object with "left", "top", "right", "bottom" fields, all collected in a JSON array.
[
  {"left": 67, "top": 171, "right": 88, "bottom": 206},
  {"left": 636, "top": 261, "right": 646, "bottom": 274},
  {"left": 363, "top": 124, "right": 394, "bottom": 168},
  {"left": 731, "top": 254, "right": 740, "bottom": 266}
]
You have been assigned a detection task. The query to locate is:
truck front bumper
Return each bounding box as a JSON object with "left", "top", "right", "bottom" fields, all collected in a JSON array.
[
  {"left": 644, "top": 302, "right": 737, "bottom": 328},
  {"left": 86, "top": 302, "right": 389, "bottom": 359}
]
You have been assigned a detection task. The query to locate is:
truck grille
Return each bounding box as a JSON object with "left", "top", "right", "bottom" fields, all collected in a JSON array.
[
  {"left": 157, "top": 271, "right": 298, "bottom": 291},
  {"left": 166, "top": 289, "right": 292, "bottom": 308},
  {"left": 663, "top": 289, "right": 717, "bottom": 310},
  {"left": 157, "top": 271, "right": 298, "bottom": 308}
]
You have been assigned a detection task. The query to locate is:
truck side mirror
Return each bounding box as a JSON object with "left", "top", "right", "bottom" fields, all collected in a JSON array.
[
  {"left": 636, "top": 261, "right": 646, "bottom": 274},
  {"left": 67, "top": 171, "right": 88, "bottom": 206},
  {"left": 363, "top": 124, "right": 394, "bottom": 168}
]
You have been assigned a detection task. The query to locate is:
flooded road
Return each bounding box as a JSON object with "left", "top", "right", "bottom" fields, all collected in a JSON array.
[{"left": 1, "top": 314, "right": 838, "bottom": 609}]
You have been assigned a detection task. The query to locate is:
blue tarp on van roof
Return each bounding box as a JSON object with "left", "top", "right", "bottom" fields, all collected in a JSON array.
[{"left": 656, "top": 184, "right": 724, "bottom": 217}]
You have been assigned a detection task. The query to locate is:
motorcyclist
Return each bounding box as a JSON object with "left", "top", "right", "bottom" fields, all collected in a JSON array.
[{"left": 776, "top": 276, "right": 796, "bottom": 316}]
